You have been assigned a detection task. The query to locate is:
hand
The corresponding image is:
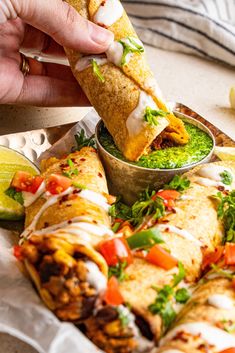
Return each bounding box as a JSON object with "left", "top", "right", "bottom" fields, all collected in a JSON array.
[{"left": 0, "top": 0, "right": 113, "bottom": 106}]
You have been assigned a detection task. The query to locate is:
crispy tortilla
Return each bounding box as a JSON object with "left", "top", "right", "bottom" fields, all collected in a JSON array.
[{"left": 64, "top": 0, "right": 189, "bottom": 161}]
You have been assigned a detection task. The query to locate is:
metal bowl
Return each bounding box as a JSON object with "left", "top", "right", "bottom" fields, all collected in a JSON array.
[{"left": 95, "top": 112, "right": 215, "bottom": 204}]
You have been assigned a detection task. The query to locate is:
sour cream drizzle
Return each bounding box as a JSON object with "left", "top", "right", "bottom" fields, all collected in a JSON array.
[
  {"left": 208, "top": 294, "right": 234, "bottom": 310},
  {"left": 106, "top": 37, "right": 144, "bottom": 67},
  {"left": 126, "top": 91, "right": 168, "bottom": 137},
  {"left": 93, "top": 0, "right": 124, "bottom": 27},
  {"left": 20, "top": 187, "right": 111, "bottom": 241},
  {"left": 85, "top": 261, "right": 107, "bottom": 292},
  {"left": 75, "top": 55, "right": 107, "bottom": 72},
  {"left": 156, "top": 224, "right": 202, "bottom": 246},
  {"left": 22, "top": 181, "right": 46, "bottom": 207},
  {"left": 160, "top": 322, "right": 235, "bottom": 350},
  {"left": 195, "top": 165, "right": 234, "bottom": 190}
]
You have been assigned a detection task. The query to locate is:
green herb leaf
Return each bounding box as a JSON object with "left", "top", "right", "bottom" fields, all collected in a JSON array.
[
  {"left": 62, "top": 159, "right": 79, "bottom": 179},
  {"left": 73, "top": 129, "right": 96, "bottom": 151},
  {"left": 72, "top": 182, "right": 86, "bottom": 190},
  {"left": 164, "top": 175, "right": 191, "bottom": 192},
  {"left": 5, "top": 187, "right": 24, "bottom": 205},
  {"left": 119, "top": 37, "right": 144, "bottom": 66},
  {"left": 213, "top": 190, "right": 235, "bottom": 243},
  {"left": 127, "top": 228, "right": 164, "bottom": 250},
  {"left": 116, "top": 306, "right": 130, "bottom": 327},
  {"left": 144, "top": 107, "right": 169, "bottom": 126},
  {"left": 220, "top": 170, "right": 233, "bottom": 185},
  {"left": 174, "top": 287, "right": 190, "bottom": 303},
  {"left": 108, "top": 261, "right": 129, "bottom": 282},
  {"left": 148, "top": 285, "right": 176, "bottom": 329},
  {"left": 173, "top": 262, "right": 185, "bottom": 287},
  {"left": 91, "top": 59, "right": 105, "bottom": 83}
]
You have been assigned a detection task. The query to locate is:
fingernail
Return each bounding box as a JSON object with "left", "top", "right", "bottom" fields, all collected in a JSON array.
[{"left": 89, "top": 24, "right": 114, "bottom": 46}]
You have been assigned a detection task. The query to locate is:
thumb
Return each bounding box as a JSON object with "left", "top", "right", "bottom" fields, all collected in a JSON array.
[{"left": 0, "top": 0, "right": 114, "bottom": 53}]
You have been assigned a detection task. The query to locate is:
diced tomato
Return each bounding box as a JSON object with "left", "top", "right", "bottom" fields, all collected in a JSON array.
[
  {"left": 11, "top": 171, "right": 44, "bottom": 194},
  {"left": 104, "top": 276, "right": 124, "bottom": 306},
  {"left": 225, "top": 243, "right": 235, "bottom": 266},
  {"left": 99, "top": 237, "right": 133, "bottom": 266},
  {"left": 146, "top": 244, "right": 178, "bottom": 270},
  {"left": 46, "top": 174, "right": 72, "bottom": 194},
  {"left": 156, "top": 190, "right": 180, "bottom": 201},
  {"left": 218, "top": 349, "right": 235, "bottom": 353},
  {"left": 13, "top": 245, "right": 23, "bottom": 261},
  {"left": 202, "top": 246, "right": 224, "bottom": 271}
]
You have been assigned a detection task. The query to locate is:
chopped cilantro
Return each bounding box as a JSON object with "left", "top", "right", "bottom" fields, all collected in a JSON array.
[
  {"left": 108, "top": 261, "right": 129, "bottom": 282},
  {"left": 173, "top": 262, "right": 185, "bottom": 287},
  {"left": 220, "top": 170, "right": 233, "bottom": 185},
  {"left": 5, "top": 187, "right": 24, "bottom": 205},
  {"left": 73, "top": 129, "right": 96, "bottom": 151},
  {"left": 62, "top": 159, "right": 79, "bottom": 179},
  {"left": 116, "top": 306, "right": 130, "bottom": 328},
  {"left": 148, "top": 285, "right": 176, "bottom": 329},
  {"left": 164, "top": 175, "right": 191, "bottom": 192},
  {"left": 174, "top": 287, "right": 190, "bottom": 303},
  {"left": 213, "top": 191, "right": 235, "bottom": 243},
  {"left": 144, "top": 107, "right": 169, "bottom": 126},
  {"left": 91, "top": 59, "right": 105, "bottom": 83},
  {"left": 119, "top": 37, "right": 144, "bottom": 66},
  {"left": 72, "top": 182, "right": 86, "bottom": 189}
]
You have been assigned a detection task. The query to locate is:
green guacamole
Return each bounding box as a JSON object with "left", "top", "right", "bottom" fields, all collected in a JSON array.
[{"left": 99, "top": 123, "right": 213, "bottom": 169}]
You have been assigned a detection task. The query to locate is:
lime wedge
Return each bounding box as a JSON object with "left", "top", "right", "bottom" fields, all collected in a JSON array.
[
  {"left": 230, "top": 87, "right": 235, "bottom": 109},
  {"left": 214, "top": 146, "right": 235, "bottom": 161},
  {"left": 0, "top": 146, "right": 39, "bottom": 220}
]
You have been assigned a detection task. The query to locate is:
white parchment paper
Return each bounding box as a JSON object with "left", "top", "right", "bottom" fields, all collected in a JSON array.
[{"left": 0, "top": 110, "right": 103, "bottom": 353}]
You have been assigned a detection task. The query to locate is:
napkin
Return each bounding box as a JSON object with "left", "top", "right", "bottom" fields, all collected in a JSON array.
[{"left": 123, "top": 0, "right": 235, "bottom": 66}]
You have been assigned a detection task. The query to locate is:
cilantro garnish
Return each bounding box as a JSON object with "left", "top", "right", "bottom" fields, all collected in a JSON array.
[
  {"left": 148, "top": 262, "right": 190, "bottom": 329},
  {"left": 5, "top": 187, "right": 24, "bottom": 205},
  {"left": 213, "top": 191, "right": 235, "bottom": 243},
  {"left": 62, "top": 159, "right": 79, "bottom": 179},
  {"left": 116, "top": 306, "right": 130, "bottom": 328},
  {"left": 91, "top": 59, "right": 105, "bottom": 83},
  {"left": 109, "top": 188, "right": 165, "bottom": 226},
  {"left": 173, "top": 261, "right": 185, "bottom": 287},
  {"left": 108, "top": 261, "right": 129, "bottom": 282},
  {"left": 144, "top": 107, "right": 169, "bottom": 126},
  {"left": 164, "top": 175, "right": 190, "bottom": 192},
  {"left": 174, "top": 288, "right": 190, "bottom": 303},
  {"left": 119, "top": 37, "right": 144, "bottom": 66},
  {"left": 73, "top": 129, "right": 96, "bottom": 151},
  {"left": 220, "top": 170, "right": 233, "bottom": 185},
  {"left": 221, "top": 319, "right": 235, "bottom": 333}
]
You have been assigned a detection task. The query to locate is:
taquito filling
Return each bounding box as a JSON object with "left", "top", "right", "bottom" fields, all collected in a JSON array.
[{"left": 159, "top": 322, "right": 235, "bottom": 350}]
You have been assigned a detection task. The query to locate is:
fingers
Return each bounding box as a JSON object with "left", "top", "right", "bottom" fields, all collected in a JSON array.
[
  {"left": 4, "top": 0, "right": 114, "bottom": 53},
  {"left": 15, "top": 75, "right": 90, "bottom": 107}
]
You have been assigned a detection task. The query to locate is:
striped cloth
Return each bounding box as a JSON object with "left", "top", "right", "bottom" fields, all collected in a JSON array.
[{"left": 123, "top": 0, "right": 235, "bottom": 66}]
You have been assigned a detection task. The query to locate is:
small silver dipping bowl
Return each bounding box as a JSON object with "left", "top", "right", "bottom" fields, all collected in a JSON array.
[{"left": 96, "top": 112, "right": 215, "bottom": 204}]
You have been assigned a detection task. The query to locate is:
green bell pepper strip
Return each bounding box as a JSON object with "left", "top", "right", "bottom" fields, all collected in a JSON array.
[{"left": 126, "top": 228, "right": 164, "bottom": 250}]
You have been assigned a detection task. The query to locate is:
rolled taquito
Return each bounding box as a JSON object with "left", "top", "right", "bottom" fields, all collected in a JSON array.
[
  {"left": 155, "top": 259, "right": 235, "bottom": 353},
  {"left": 19, "top": 147, "right": 114, "bottom": 321},
  {"left": 111, "top": 161, "right": 235, "bottom": 341},
  {"left": 64, "top": 0, "right": 189, "bottom": 161}
]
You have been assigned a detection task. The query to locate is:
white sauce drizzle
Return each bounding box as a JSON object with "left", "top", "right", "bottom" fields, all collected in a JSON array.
[
  {"left": 160, "top": 322, "right": 235, "bottom": 350},
  {"left": 85, "top": 261, "right": 107, "bottom": 292},
  {"left": 143, "top": 77, "right": 164, "bottom": 100},
  {"left": 126, "top": 91, "right": 168, "bottom": 137},
  {"left": 180, "top": 194, "right": 194, "bottom": 201},
  {"left": 195, "top": 176, "right": 232, "bottom": 190},
  {"left": 208, "top": 294, "right": 234, "bottom": 310},
  {"left": 156, "top": 224, "right": 202, "bottom": 246},
  {"left": 75, "top": 55, "right": 107, "bottom": 72},
  {"left": 94, "top": 0, "right": 123, "bottom": 27},
  {"left": 22, "top": 181, "right": 46, "bottom": 207},
  {"left": 79, "top": 189, "right": 110, "bottom": 212},
  {"left": 20, "top": 187, "right": 110, "bottom": 241},
  {"left": 106, "top": 37, "right": 144, "bottom": 67},
  {"left": 197, "top": 165, "right": 234, "bottom": 183}
]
